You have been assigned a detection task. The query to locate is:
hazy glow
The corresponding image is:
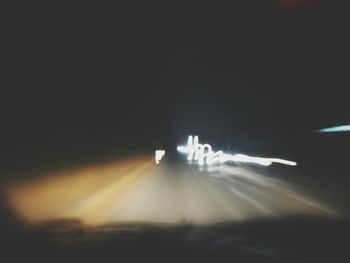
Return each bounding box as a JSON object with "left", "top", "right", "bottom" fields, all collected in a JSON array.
[
  {"left": 4, "top": 155, "right": 336, "bottom": 227},
  {"left": 4, "top": 156, "right": 154, "bottom": 225},
  {"left": 177, "top": 135, "right": 297, "bottom": 167},
  {"left": 155, "top": 150, "right": 165, "bottom": 164},
  {"left": 318, "top": 125, "right": 350, "bottom": 133}
]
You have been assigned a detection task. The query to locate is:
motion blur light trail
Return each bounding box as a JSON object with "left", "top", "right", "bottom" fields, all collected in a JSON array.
[
  {"left": 318, "top": 125, "right": 350, "bottom": 133},
  {"left": 3, "top": 154, "right": 336, "bottom": 227},
  {"left": 177, "top": 136, "right": 297, "bottom": 166}
]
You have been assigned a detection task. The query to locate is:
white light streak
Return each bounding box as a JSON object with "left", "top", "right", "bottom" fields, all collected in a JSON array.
[
  {"left": 318, "top": 125, "right": 350, "bottom": 133},
  {"left": 155, "top": 150, "right": 165, "bottom": 164},
  {"left": 177, "top": 136, "right": 297, "bottom": 167}
]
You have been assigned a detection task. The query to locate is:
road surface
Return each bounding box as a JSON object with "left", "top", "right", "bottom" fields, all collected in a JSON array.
[{"left": 4, "top": 155, "right": 337, "bottom": 226}]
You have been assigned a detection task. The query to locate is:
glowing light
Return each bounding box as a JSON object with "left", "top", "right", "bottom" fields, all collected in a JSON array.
[
  {"left": 155, "top": 150, "right": 165, "bottom": 164},
  {"left": 177, "top": 136, "right": 297, "bottom": 167},
  {"left": 318, "top": 125, "right": 350, "bottom": 133},
  {"left": 4, "top": 156, "right": 154, "bottom": 225}
]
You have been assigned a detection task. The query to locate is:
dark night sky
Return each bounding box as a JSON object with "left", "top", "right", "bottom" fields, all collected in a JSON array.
[{"left": 1, "top": 0, "right": 349, "bottom": 170}]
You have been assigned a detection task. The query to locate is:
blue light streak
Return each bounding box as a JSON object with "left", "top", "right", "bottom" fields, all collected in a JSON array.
[{"left": 318, "top": 125, "right": 350, "bottom": 133}]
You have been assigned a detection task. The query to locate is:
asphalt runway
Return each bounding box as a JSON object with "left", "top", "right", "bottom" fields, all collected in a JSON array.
[{"left": 4, "top": 155, "right": 337, "bottom": 226}]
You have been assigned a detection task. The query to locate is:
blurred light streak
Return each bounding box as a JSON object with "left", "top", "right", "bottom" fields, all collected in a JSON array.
[
  {"left": 155, "top": 150, "right": 165, "bottom": 164},
  {"left": 177, "top": 136, "right": 297, "bottom": 167},
  {"left": 318, "top": 125, "right": 350, "bottom": 133}
]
